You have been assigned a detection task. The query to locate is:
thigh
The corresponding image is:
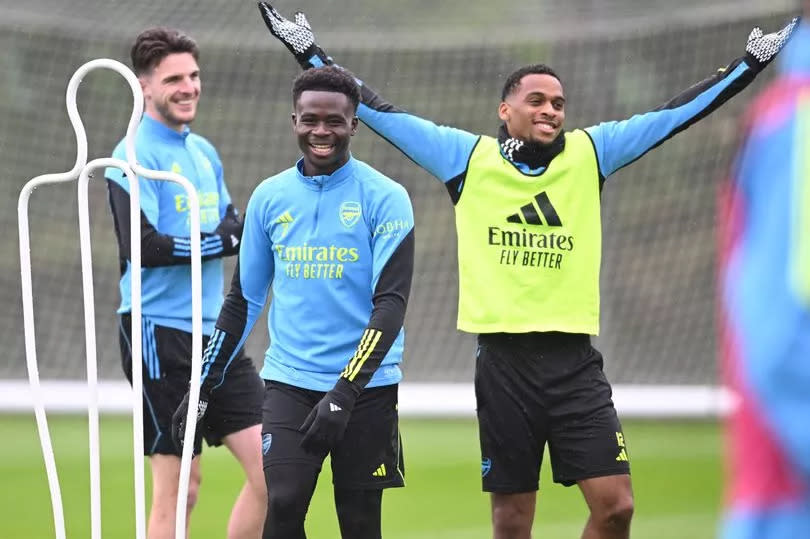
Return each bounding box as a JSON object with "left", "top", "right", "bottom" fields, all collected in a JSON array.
[
  {"left": 261, "top": 381, "right": 324, "bottom": 470},
  {"left": 120, "top": 315, "right": 196, "bottom": 456},
  {"left": 475, "top": 339, "right": 546, "bottom": 493},
  {"left": 547, "top": 347, "right": 630, "bottom": 486},
  {"left": 204, "top": 351, "right": 264, "bottom": 446},
  {"left": 330, "top": 384, "right": 404, "bottom": 490}
]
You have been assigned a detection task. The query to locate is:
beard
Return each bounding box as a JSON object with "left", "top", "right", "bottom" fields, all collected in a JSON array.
[{"left": 154, "top": 98, "right": 196, "bottom": 127}]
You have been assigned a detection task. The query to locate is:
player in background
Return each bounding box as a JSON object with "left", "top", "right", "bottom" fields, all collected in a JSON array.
[
  {"left": 718, "top": 4, "right": 810, "bottom": 538},
  {"left": 104, "top": 27, "right": 266, "bottom": 539},
  {"left": 172, "top": 65, "right": 415, "bottom": 538},
  {"left": 258, "top": 4, "right": 798, "bottom": 538}
]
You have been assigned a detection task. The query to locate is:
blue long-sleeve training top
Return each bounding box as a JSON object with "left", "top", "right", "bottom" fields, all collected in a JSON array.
[
  {"left": 300, "top": 49, "right": 768, "bottom": 335},
  {"left": 199, "top": 156, "right": 414, "bottom": 393},
  {"left": 105, "top": 114, "right": 241, "bottom": 334},
  {"left": 347, "top": 53, "right": 762, "bottom": 195}
]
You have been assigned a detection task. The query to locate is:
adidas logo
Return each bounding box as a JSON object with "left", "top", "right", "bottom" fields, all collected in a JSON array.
[
  {"left": 506, "top": 191, "right": 562, "bottom": 227},
  {"left": 196, "top": 400, "right": 208, "bottom": 420},
  {"left": 329, "top": 402, "right": 342, "bottom": 412},
  {"left": 615, "top": 432, "right": 628, "bottom": 462},
  {"left": 372, "top": 463, "right": 386, "bottom": 477},
  {"left": 276, "top": 211, "right": 294, "bottom": 237}
]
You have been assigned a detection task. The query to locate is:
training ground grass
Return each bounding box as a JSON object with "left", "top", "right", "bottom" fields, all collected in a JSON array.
[{"left": 0, "top": 415, "right": 723, "bottom": 538}]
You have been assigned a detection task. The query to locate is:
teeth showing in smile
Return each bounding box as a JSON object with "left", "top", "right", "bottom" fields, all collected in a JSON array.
[{"left": 311, "top": 143, "right": 333, "bottom": 155}]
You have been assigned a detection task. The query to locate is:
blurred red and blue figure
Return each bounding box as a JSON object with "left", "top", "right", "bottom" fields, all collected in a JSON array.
[{"left": 719, "top": 9, "right": 810, "bottom": 539}]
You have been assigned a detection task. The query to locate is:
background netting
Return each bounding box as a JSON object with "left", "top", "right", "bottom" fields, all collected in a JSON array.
[{"left": 0, "top": 0, "right": 797, "bottom": 385}]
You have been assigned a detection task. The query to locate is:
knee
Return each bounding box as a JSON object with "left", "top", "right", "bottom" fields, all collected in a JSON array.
[
  {"left": 594, "top": 494, "right": 634, "bottom": 531},
  {"left": 266, "top": 483, "right": 308, "bottom": 521},
  {"left": 492, "top": 502, "right": 533, "bottom": 536},
  {"left": 249, "top": 473, "right": 268, "bottom": 501}
]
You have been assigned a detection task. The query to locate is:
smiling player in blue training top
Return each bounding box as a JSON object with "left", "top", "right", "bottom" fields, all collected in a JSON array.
[{"left": 173, "top": 65, "right": 415, "bottom": 539}]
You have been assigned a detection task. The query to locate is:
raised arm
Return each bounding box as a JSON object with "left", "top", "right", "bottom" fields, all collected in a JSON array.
[
  {"left": 586, "top": 18, "right": 799, "bottom": 180},
  {"left": 257, "top": 2, "right": 479, "bottom": 198}
]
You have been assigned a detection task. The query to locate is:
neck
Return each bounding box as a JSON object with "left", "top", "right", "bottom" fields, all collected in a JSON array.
[
  {"left": 303, "top": 155, "right": 349, "bottom": 177},
  {"left": 497, "top": 125, "right": 565, "bottom": 169}
]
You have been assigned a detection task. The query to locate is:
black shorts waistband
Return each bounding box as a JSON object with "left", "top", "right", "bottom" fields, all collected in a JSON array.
[{"left": 477, "top": 331, "right": 590, "bottom": 351}]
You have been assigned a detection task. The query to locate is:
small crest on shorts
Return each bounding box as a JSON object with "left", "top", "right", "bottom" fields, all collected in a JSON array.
[
  {"left": 339, "top": 201, "right": 361, "bottom": 228},
  {"left": 262, "top": 433, "right": 272, "bottom": 455},
  {"left": 481, "top": 457, "right": 492, "bottom": 477}
]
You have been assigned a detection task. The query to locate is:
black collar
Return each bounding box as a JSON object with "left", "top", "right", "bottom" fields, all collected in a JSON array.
[{"left": 497, "top": 124, "right": 565, "bottom": 170}]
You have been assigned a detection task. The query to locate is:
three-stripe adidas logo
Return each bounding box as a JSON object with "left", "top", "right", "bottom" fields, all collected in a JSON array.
[
  {"left": 615, "top": 432, "right": 629, "bottom": 462},
  {"left": 329, "top": 402, "right": 342, "bottom": 412},
  {"left": 342, "top": 329, "right": 382, "bottom": 382},
  {"left": 276, "top": 211, "right": 294, "bottom": 237},
  {"left": 372, "top": 464, "right": 386, "bottom": 477},
  {"left": 507, "top": 191, "right": 562, "bottom": 227}
]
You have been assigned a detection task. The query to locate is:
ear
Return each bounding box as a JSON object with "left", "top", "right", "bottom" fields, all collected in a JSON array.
[
  {"left": 138, "top": 76, "right": 150, "bottom": 98},
  {"left": 350, "top": 115, "right": 359, "bottom": 135},
  {"left": 291, "top": 112, "right": 297, "bottom": 128},
  {"left": 497, "top": 101, "right": 510, "bottom": 122}
]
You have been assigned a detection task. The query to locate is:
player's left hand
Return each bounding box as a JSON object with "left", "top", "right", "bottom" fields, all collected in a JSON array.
[
  {"left": 214, "top": 204, "right": 244, "bottom": 251},
  {"left": 299, "top": 378, "right": 359, "bottom": 454},
  {"left": 257, "top": 2, "right": 332, "bottom": 69},
  {"left": 745, "top": 17, "right": 800, "bottom": 71},
  {"left": 171, "top": 388, "right": 210, "bottom": 454}
]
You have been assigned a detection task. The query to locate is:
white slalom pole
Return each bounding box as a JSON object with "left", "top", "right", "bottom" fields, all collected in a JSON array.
[
  {"left": 20, "top": 56, "right": 202, "bottom": 539},
  {"left": 17, "top": 57, "right": 94, "bottom": 539},
  {"left": 70, "top": 59, "right": 145, "bottom": 539},
  {"left": 127, "top": 161, "right": 202, "bottom": 539},
  {"left": 71, "top": 58, "right": 201, "bottom": 539},
  {"left": 77, "top": 158, "right": 139, "bottom": 539}
]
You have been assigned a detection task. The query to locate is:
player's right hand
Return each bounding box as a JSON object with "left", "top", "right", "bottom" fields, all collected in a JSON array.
[
  {"left": 171, "top": 389, "right": 209, "bottom": 454},
  {"left": 257, "top": 2, "right": 333, "bottom": 69},
  {"left": 298, "top": 379, "right": 358, "bottom": 454}
]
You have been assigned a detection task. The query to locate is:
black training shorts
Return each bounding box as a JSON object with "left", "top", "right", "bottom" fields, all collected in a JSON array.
[
  {"left": 261, "top": 380, "right": 404, "bottom": 490},
  {"left": 475, "top": 332, "right": 630, "bottom": 492},
  {"left": 119, "top": 314, "right": 263, "bottom": 456}
]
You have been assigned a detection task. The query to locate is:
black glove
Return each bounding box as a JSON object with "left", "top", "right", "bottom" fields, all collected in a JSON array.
[
  {"left": 299, "top": 378, "right": 360, "bottom": 454},
  {"left": 257, "top": 2, "right": 332, "bottom": 69},
  {"left": 214, "top": 204, "right": 243, "bottom": 253},
  {"left": 745, "top": 17, "right": 800, "bottom": 72},
  {"left": 171, "top": 388, "right": 210, "bottom": 454}
]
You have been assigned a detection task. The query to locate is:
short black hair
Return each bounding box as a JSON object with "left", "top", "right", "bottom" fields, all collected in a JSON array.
[
  {"left": 501, "top": 64, "right": 561, "bottom": 101},
  {"left": 131, "top": 27, "right": 199, "bottom": 76},
  {"left": 292, "top": 66, "right": 361, "bottom": 112}
]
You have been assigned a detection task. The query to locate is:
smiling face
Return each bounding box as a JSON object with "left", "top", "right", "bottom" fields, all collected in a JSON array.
[
  {"left": 292, "top": 90, "right": 358, "bottom": 177},
  {"left": 498, "top": 73, "right": 565, "bottom": 145},
  {"left": 140, "top": 52, "right": 200, "bottom": 132}
]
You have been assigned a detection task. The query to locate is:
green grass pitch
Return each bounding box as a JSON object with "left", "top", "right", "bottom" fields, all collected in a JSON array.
[{"left": 0, "top": 415, "right": 723, "bottom": 538}]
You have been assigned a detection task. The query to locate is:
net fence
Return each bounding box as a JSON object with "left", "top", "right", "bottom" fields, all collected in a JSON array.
[{"left": 0, "top": 0, "right": 798, "bottom": 386}]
